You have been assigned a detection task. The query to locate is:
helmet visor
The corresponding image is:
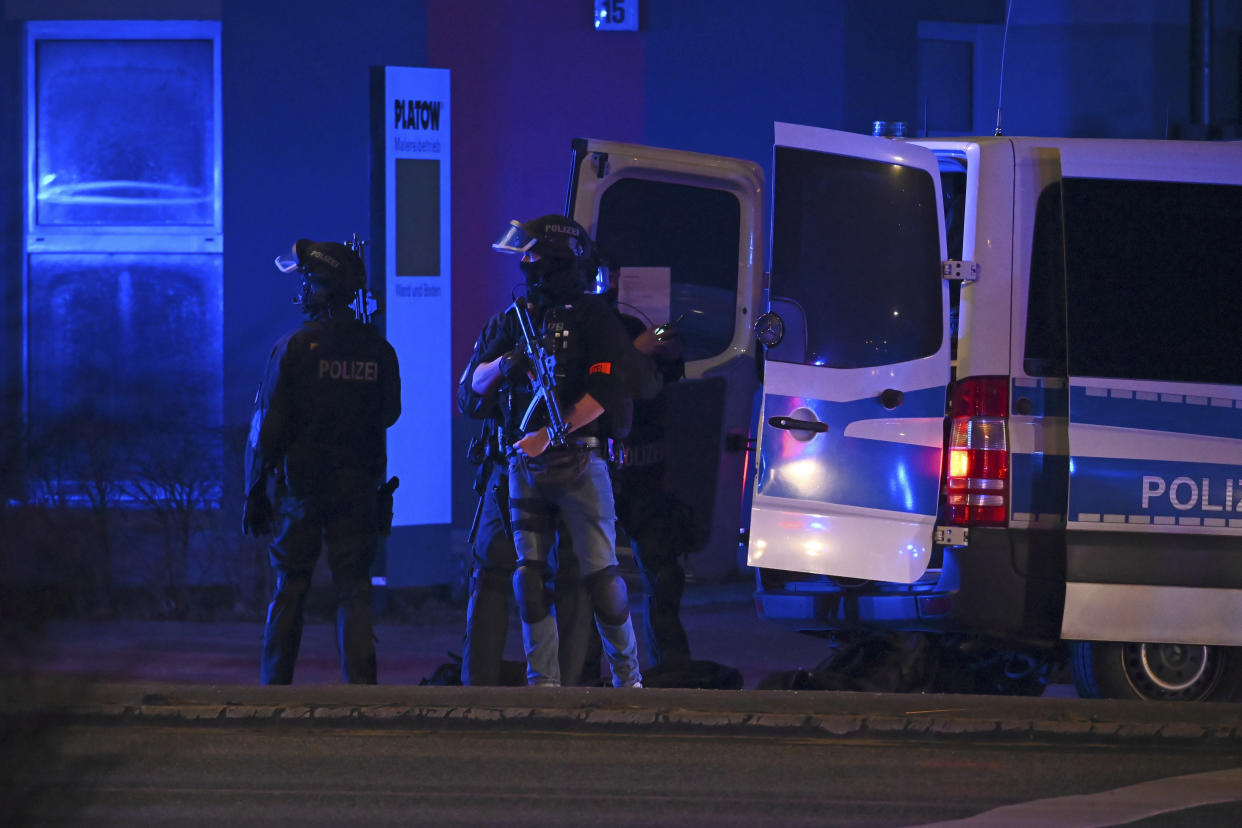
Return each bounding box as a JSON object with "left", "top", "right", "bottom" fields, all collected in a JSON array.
[
  {"left": 491, "top": 220, "right": 539, "bottom": 255},
  {"left": 274, "top": 244, "right": 301, "bottom": 274},
  {"left": 589, "top": 262, "right": 610, "bottom": 294}
]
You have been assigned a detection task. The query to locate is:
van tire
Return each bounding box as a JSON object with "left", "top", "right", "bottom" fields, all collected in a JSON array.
[{"left": 1069, "top": 640, "right": 1242, "bottom": 702}]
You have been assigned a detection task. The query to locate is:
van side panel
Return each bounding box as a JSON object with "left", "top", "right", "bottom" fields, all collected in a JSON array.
[
  {"left": 1066, "top": 530, "right": 1242, "bottom": 589},
  {"left": 1066, "top": 384, "right": 1242, "bottom": 533},
  {"left": 1055, "top": 143, "right": 1242, "bottom": 647},
  {"left": 1063, "top": 583, "right": 1242, "bottom": 646}
]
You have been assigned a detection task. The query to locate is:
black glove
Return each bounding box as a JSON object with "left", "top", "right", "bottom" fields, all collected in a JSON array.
[
  {"left": 242, "top": 489, "right": 275, "bottom": 536},
  {"left": 498, "top": 348, "right": 531, "bottom": 383}
]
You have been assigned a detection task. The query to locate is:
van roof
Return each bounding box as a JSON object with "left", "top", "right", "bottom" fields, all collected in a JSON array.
[{"left": 907, "top": 135, "right": 1242, "bottom": 184}]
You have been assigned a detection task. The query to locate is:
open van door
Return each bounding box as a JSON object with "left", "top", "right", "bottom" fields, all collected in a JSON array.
[
  {"left": 566, "top": 138, "right": 765, "bottom": 580},
  {"left": 748, "top": 123, "right": 950, "bottom": 583}
]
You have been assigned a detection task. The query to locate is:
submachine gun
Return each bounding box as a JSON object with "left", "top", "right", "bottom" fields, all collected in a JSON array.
[
  {"left": 344, "top": 233, "right": 380, "bottom": 325},
  {"left": 508, "top": 296, "right": 569, "bottom": 448},
  {"left": 466, "top": 297, "right": 568, "bottom": 543},
  {"left": 466, "top": 297, "right": 568, "bottom": 544},
  {"left": 466, "top": 419, "right": 500, "bottom": 546}
]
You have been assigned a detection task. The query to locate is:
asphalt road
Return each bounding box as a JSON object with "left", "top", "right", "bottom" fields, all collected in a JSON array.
[{"left": 5, "top": 716, "right": 1241, "bottom": 826}]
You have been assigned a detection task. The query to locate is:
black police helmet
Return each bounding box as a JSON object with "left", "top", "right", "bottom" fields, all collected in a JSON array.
[
  {"left": 290, "top": 239, "right": 366, "bottom": 303},
  {"left": 493, "top": 215, "right": 593, "bottom": 264}
]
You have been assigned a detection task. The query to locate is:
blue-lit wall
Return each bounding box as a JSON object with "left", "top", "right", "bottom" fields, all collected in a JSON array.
[
  {"left": 220, "top": 0, "right": 430, "bottom": 429},
  {"left": 2, "top": 0, "right": 1240, "bottom": 561}
]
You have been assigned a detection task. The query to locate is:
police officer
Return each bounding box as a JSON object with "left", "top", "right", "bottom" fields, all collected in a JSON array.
[
  {"left": 243, "top": 238, "right": 401, "bottom": 685},
  {"left": 474, "top": 215, "right": 658, "bottom": 687},
  {"left": 456, "top": 321, "right": 594, "bottom": 686},
  {"left": 612, "top": 312, "right": 694, "bottom": 672}
]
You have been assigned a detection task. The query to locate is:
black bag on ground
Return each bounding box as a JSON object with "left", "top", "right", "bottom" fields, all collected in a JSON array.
[{"left": 641, "top": 659, "right": 744, "bottom": 690}]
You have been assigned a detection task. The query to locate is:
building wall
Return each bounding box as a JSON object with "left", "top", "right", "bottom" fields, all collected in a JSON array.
[
  {"left": 426, "top": 0, "right": 645, "bottom": 408},
  {"left": 219, "top": 0, "right": 431, "bottom": 424}
]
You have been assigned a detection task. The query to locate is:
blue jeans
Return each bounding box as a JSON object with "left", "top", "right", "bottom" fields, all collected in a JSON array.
[
  {"left": 509, "top": 449, "right": 641, "bottom": 687},
  {"left": 462, "top": 464, "right": 594, "bottom": 686}
]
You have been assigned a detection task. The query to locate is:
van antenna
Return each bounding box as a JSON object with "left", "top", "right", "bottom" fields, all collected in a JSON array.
[{"left": 994, "top": 0, "right": 1015, "bottom": 136}]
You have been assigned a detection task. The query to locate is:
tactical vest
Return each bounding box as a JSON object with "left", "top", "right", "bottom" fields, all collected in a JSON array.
[{"left": 499, "top": 303, "right": 599, "bottom": 448}]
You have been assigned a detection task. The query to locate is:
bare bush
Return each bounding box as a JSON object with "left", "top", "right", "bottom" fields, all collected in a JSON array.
[{"left": 127, "top": 419, "right": 221, "bottom": 619}]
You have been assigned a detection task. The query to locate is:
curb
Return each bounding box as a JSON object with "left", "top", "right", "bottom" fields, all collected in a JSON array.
[{"left": 6, "top": 678, "right": 1242, "bottom": 744}]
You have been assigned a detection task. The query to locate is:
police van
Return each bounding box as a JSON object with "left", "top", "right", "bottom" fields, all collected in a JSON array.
[{"left": 565, "top": 124, "right": 1242, "bottom": 702}]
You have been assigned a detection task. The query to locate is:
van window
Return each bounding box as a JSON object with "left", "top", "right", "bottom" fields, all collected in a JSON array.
[
  {"left": 595, "top": 178, "right": 740, "bottom": 362},
  {"left": 770, "top": 147, "right": 941, "bottom": 368},
  {"left": 1025, "top": 181, "right": 1068, "bottom": 377},
  {"left": 1062, "top": 178, "right": 1242, "bottom": 386},
  {"left": 939, "top": 161, "right": 967, "bottom": 371}
]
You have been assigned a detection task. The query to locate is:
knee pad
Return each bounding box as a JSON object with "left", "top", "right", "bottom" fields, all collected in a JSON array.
[
  {"left": 513, "top": 561, "right": 551, "bottom": 623},
  {"left": 584, "top": 565, "right": 629, "bottom": 626}
]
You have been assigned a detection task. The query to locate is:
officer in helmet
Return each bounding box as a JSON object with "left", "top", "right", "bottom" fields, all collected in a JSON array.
[
  {"left": 243, "top": 238, "right": 401, "bottom": 685},
  {"left": 456, "top": 333, "right": 589, "bottom": 686},
  {"left": 468, "top": 214, "right": 659, "bottom": 687}
]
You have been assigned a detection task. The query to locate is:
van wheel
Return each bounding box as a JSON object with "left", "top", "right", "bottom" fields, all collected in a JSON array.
[{"left": 1070, "top": 640, "right": 1242, "bottom": 701}]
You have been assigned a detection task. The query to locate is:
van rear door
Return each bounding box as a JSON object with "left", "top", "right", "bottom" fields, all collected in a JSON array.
[
  {"left": 566, "top": 138, "right": 765, "bottom": 579},
  {"left": 749, "top": 123, "right": 951, "bottom": 583}
]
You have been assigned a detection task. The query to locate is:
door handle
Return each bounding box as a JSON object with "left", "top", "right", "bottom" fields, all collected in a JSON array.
[{"left": 768, "top": 416, "right": 828, "bottom": 433}]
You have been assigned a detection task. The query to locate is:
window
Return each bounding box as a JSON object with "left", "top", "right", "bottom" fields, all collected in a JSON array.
[
  {"left": 33, "top": 37, "right": 217, "bottom": 228},
  {"left": 1061, "top": 178, "right": 1242, "bottom": 385},
  {"left": 938, "top": 152, "right": 968, "bottom": 370},
  {"left": 27, "top": 254, "right": 223, "bottom": 423},
  {"left": 769, "top": 147, "right": 942, "bottom": 369},
  {"left": 1025, "top": 181, "right": 1068, "bottom": 377},
  {"left": 594, "top": 178, "right": 740, "bottom": 362},
  {"left": 24, "top": 21, "right": 223, "bottom": 495},
  {"left": 916, "top": 21, "right": 1004, "bottom": 137}
]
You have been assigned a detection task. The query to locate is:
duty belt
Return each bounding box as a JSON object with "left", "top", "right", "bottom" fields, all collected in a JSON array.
[
  {"left": 503, "top": 431, "right": 602, "bottom": 455},
  {"left": 507, "top": 436, "right": 603, "bottom": 458},
  {"left": 609, "top": 440, "right": 665, "bottom": 468}
]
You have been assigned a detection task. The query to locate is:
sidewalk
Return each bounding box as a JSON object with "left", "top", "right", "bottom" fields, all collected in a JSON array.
[
  {"left": 5, "top": 580, "right": 1242, "bottom": 744},
  {"left": 0, "top": 580, "right": 830, "bottom": 689}
]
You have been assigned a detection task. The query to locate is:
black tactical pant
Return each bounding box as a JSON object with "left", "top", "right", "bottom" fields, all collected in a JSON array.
[
  {"left": 613, "top": 463, "right": 692, "bottom": 668},
  {"left": 464, "top": 465, "right": 594, "bottom": 686},
  {"left": 262, "top": 484, "right": 378, "bottom": 685}
]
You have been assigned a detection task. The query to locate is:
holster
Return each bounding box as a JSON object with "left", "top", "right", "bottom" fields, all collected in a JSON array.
[{"left": 377, "top": 476, "right": 399, "bottom": 536}]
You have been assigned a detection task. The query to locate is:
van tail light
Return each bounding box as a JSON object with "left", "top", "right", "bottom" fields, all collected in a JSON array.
[{"left": 944, "top": 376, "right": 1009, "bottom": 526}]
